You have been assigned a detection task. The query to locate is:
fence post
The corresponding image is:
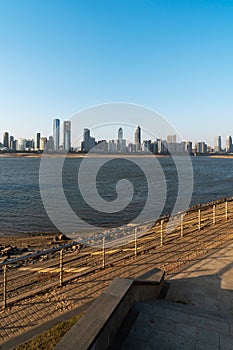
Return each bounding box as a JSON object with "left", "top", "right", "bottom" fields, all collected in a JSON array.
[
  {"left": 160, "top": 220, "right": 164, "bottom": 246},
  {"left": 198, "top": 209, "right": 201, "bottom": 231},
  {"left": 181, "top": 214, "right": 184, "bottom": 238},
  {"left": 213, "top": 204, "right": 216, "bottom": 225},
  {"left": 134, "top": 228, "right": 137, "bottom": 257},
  {"left": 3, "top": 265, "right": 7, "bottom": 310},
  {"left": 226, "top": 200, "right": 228, "bottom": 220},
  {"left": 102, "top": 237, "right": 105, "bottom": 269},
  {"left": 59, "top": 249, "right": 63, "bottom": 287}
]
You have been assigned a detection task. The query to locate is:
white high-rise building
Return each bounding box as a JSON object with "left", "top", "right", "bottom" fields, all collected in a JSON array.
[{"left": 63, "top": 121, "right": 71, "bottom": 151}]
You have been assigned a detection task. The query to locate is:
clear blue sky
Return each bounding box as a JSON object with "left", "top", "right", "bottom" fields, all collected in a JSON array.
[{"left": 0, "top": 0, "right": 233, "bottom": 146}]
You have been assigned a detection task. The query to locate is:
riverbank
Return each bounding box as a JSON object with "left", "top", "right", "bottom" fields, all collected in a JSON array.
[{"left": 0, "top": 152, "right": 169, "bottom": 159}]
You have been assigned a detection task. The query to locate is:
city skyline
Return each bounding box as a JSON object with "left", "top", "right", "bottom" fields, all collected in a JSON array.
[{"left": 1, "top": 117, "right": 233, "bottom": 154}]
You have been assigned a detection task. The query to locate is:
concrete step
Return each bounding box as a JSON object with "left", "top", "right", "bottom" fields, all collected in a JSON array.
[{"left": 121, "top": 299, "right": 233, "bottom": 349}]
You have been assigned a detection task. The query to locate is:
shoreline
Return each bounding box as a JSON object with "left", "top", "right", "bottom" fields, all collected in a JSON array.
[{"left": 0, "top": 152, "right": 233, "bottom": 159}]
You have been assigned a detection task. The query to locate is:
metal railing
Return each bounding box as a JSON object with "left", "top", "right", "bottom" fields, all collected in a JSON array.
[{"left": 0, "top": 197, "right": 233, "bottom": 310}]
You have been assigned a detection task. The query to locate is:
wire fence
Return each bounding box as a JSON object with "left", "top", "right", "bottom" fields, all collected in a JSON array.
[{"left": 0, "top": 197, "right": 233, "bottom": 310}]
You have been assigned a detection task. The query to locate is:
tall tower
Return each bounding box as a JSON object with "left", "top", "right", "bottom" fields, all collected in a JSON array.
[
  {"left": 63, "top": 121, "right": 71, "bottom": 151},
  {"left": 34, "top": 132, "right": 41, "bottom": 150},
  {"left": 135, "top": 126, "right": 141, "bottom": 151},
  {"left": 3, "top": 132, "right": 9, "bottom": 148},
  {"left": 226, "top": 136, "right": 232, "bottom": 153},
  {"left": 118, "top": 127, "right": 123, "bottom": 140},
  {"left": 53, "top": 119, "right": 60, "bottom": 151},
  {"left": 214, "top": 136, "right": 222, "bottom": 153}
]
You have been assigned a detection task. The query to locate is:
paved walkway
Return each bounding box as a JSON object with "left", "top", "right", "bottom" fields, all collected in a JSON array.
[
  {"left": 1, "top": 228, "right": 232, "bottom": 349},
  {"left": 122, "top": 242, "right": 233, "bottom": 349}
]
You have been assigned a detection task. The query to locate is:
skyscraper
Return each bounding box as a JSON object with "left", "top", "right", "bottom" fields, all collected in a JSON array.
[
  {"left": 63, "top": 121, "right": 71, "bottom": 151},
  {"left": 3, "top": 132, "right": 9, "bottom": 148},
  {"left": 226, "top": 136, "right": 232, "bottom": 153},
  {"left": 214, "top": 136, "right": 222, "bottom": 153},
  {"left": 81, "top": 128, "right": 96, "bottom": 152},
  {"left": 118, "top": 127, "right": 123, "bottom": 140},
  {"left": 34, "top": 133, "right": 41, "bottom": 150},
  {"left": 135, "top": 126, "right": 141, "bottom": 151},
  {"left": 53, "top": 119, "right": 60, "bottom": 151}
]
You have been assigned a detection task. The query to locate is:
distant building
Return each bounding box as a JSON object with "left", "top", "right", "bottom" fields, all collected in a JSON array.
[
  {"left": 26, "top": 139, "right": 34, "bottom": 150},
  {"left": 96, "top": 140, "right": 108, "bottom": 152},
  {"left": 226, "top": 136, "right": 232, "bottom": 153},
  {"left": 53, "top": 119, "right": 60, "bottom": 151},
  {"left": 185, "top": 141, "right": 193, "bottom": 154},
  {"left": 9, "top": 136, "right": 14, "bottom": 150},
  {"left": 150, "top": 141, "right": 158, "bottom": 154},
  {"left": 108, "top": 140, "right": 117, "bottom": 152},
  {"left": 195, "top": 142, "right": 207, "bottom": 154},
  {"left": 3, "top": 132, "right": 9, "bottom": 148},
  {"left": 40, "top": 137, "right": 48, "bottom": 151},
  {"left": 128, "top": 143, "right": 136, "bottom": 152},
  {"left": 118, "top": 127, "right": 123, "bottom": 140},
  {"left": 16, "top": 138, "right": 27, "bottom": 151},
  {"left": 116, "top": 127, "right": 126, "bottom": 152},
  {"left": 142, "top": 140, "right": 151, "bottom": 152},
  {"left": 214, "top": 136, "right": 222, "bottom": 153},
  {"left": 135, "top": 126, "right": 141, "bottom": 151},
  {"left": 81, "top": 128, "right": 96, "bottom": 152},
  {"left": 167, "top": 135, "right": 177, "bottom": 143},
  {"left": 63, "top": 121, "right": 71, "bottom": 151},
  {"left": 34, "top": 133, "right": 41, "bottom": 150},
  {"left": 47, "top": 136, "right": 54, "bottom": 151},
  {"left": 157, "top": 139, "right": 166, "bottom": 154}
]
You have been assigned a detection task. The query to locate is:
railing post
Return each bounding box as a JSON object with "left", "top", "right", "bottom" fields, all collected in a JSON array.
[
  {"left": 226, "top": 200, "right": 228, "bottom": 220},
  {"left": 160, "top": 220, "right": 164, "bottom": 246},
  {"left": 198, "top": 209, "right": 201, "bottom": 231},
  {"left": 102, "top": 237, "right": 105, "bottom": 269},
  {"left": 134, "top": 228, "right": 137, "bottom": 257},
  {"left": 181, "top": 214, "right": 184, "bottom": 238},
  {"left": 59, "top": 249, "right": 63, "bottom": 287},
  {"left": 3, "top": 265, "right": 7, "bottom": 310},
  {"left": 213, "top": 204, "right": 216, "bottom": 225}
]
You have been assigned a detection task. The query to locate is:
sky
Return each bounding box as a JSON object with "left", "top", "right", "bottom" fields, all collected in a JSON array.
[{"left": 1, "top": 0, "right": 233, "bottom": 146}]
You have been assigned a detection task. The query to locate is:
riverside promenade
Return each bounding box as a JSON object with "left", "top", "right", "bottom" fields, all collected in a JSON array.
[
  {"left": 121, "top": 241, "right": 233, "bottom": 349},
  {"left": 1, "top": 201, "right": 233, "bottom": 349}
]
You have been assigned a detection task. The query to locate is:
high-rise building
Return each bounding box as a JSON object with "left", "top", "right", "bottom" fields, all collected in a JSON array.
[
  {"left": 214, "top": 136, "right": 222, "bottom": 153},
  {"left": 118, "top": 127, "right": 123, "bottom": 140},
  {"left": 53, "top": 119, "right": 60, "bottom": 151},
  {"left": 142, "top": 140, "right": 151, "bottom": 152},
  {"left": 40, "top": 137, "right": 48, "bottom": 151},
  {"left": 26, "top": 139, "right": 33, "bottom": 150},
  {"left": 34, "top": 133, "right": 41, "bottom": 150},
  {"left": 47, "top": 136, "right": 54, "bottom": 151},
  {"left": 167, "top": 135, "right": 177, "bottom": 143},
  {"left": 135, "top": 126, "right": 141, "bottom": 151},
  {"left": 9, "top": 136, "right": 14, "bottom": 150},
  {"left": 16, "top": 138, "right": 27, "bottom": 151},
  {"left": 108, "top": 140, "right": 117, "bottom": 152},
  {"left": 195, "top": 142, "right": 207, "bottom": 154},
  {"left": 116, "top": 127, "right": 126, "bottom": 152},
  {"left": 3, "top": 132, "right": 9, "bottom": 148},
  {"left": 63, "top": 121, "right": 71, "bottom": 151},
  {"left": 226, "top": 136, "right": 232, "bottom": 153},
  {"left": 81, "top": 128, "right": 96, "bottom": 152},
  {"left": 185, "top": 141, "right": 193, "bottom": 154}
]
